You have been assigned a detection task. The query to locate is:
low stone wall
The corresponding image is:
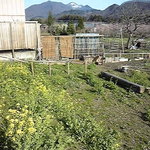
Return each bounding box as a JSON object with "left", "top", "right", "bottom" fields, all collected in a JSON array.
[
  {"left": 0, "top": 50, "right": 36, "bottom": 61},
  {"left": 101, "top": 72, "right": 145, "bottom": 93}
]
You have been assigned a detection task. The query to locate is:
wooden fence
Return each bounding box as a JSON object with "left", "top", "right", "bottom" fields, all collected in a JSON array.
[{"left": 0, "top": 21, "right": 40, "bottom": 51}]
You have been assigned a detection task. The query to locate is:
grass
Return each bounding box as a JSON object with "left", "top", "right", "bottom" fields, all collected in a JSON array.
[
  {"left": 0, "top": 60, "right": 150, "bottom": 149},
  {"left": 36, "top": 61, "right": 150, "bottom": 149}
]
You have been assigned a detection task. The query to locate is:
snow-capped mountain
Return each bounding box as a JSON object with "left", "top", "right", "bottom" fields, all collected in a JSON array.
[
  {"left": 26, "top": 1, "right": 93, "bottom": 20},
  {"left": 67, "top": 2, "right": 93, "bottom": 11},
  {"left": 68, "top": 2, "right": 82, "bottom": 9}
]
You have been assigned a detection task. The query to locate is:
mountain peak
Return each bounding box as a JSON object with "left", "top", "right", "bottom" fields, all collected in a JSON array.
[{"left": 68, "top": 2, "right": 82, "bottom": 9}]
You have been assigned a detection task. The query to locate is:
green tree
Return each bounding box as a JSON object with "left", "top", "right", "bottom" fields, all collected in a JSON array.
[
  {"left": 76, "top": 18, "right": 84, "bottom": 31},
  {"left": 47, "top": 12, "right": 55, "bottom": 27},
  {"left": 67, "top": 21, "right": 75, "bottom": 35}
]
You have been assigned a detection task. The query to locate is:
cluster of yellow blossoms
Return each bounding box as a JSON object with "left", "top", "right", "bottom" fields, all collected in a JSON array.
[{"left": 5, "top": 104, "right": 36, "bottom": 142}]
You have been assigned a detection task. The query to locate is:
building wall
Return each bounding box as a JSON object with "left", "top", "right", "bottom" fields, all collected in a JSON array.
[
  {"left": 0, "top": 22, "right": 41, "bottom": 50},
  {"left": 0, "top": 50, "right": 36, "bottom": 61},
  {"left": 0, "top": 0, "right": 25, "bottom": 22}
]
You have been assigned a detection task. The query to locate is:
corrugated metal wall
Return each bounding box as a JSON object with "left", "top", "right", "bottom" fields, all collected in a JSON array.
[
  {"left": 0, "top": 22, "right": 40, "bottom": 50},
  {"left": 74, "top": 35, "right": 103, "bottom": 59},
  {"left": 0, "top": 0, "right": 25, "bottom": 22}
]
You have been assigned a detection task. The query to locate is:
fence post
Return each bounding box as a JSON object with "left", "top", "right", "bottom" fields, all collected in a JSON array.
[
  {"left": 84, "top": 60, "right": 87, "bottom": 74},
  {"left": 67, "top": 61, "right": 70, "bottom": 75},
  {"left": 49, "top": 63, "right": 52, "bottom": 76},
  {"left": 9, "top": 22, "right": 15, "bottom": 58}
]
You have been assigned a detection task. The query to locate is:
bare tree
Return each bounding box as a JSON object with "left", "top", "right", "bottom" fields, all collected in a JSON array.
[{"left": 120, "top": 2, "right": 145, "bottom": 49}]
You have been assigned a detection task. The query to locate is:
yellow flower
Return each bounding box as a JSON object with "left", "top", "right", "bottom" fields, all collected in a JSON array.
[
  {"left": 15, "top": 119, "right": 19, "bottom": 123},
  {"left": 8, "top": 109, "right": 17, "bottom": 113},
  {"left": 19, "top": 121, "right": 25, "bottom": 127},
  {"left": 16, "top": 130, "right": 23, "bottom": 135},
  {"left": 9, "top": 123, "right": 15, "bottom": 128},
  {"left": 28, "top": 127, "right": 36, "bottom": 134},
  {"left": 24, "top": 105, "right": 28, "bottom": 109},
  {"left": 12, "top": 137, "right": 16, "bottom": 141},
  {"left": 22, "top": 108, "right": 25, "bottom": 112},
  {"left": 10, "top": 119, "right": 15, "bottom": 122},
  {"left": 28, "top": 117, "right": 34, "bottom": 126},
  {"left": 24, "top": 110, "right": 28, "bottom": 114},
  {"left": 28, "top": 111, "right": 32, "bottom": 114},
  {"left": 6, "top": 116, "right": 10, "bottom": 120},
  {"left": 16, "top": 103, "right": 20, "bottom": 106},
  {"left": 20, "top": 113, "right": 26, "bottom": 117},
  {"left": 6, "top": 131, "right": 13, "bottom": 136}
]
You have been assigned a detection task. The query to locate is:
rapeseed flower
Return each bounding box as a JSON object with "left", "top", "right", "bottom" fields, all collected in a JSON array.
[
  {"left": 6, "top": 116, "right": 10, "bottom": 120},
  {"left": 15, "top": 119, "right": 19, "bottom": 123},
  {"left": 24, "top": 105, "right": 28, "bottom": 109},
  {"left": 19, "top": 121, "right": 25, "bottom": 127},
  {"left": 20, "top": 113, "right": 26, "bottom": 117},
  {"left": 9, "top": 123, "right": 15, "bottom": 128},
  {"left": 16, "top": 129, "right": 23, "bottom": 135},
  {"left": 8, "top": 109, "right": 17, "bottom": 113},
  {"left": 10, "top": 119, "right": 15, "bottom": 122},
  {"left": 28, "top": 127, "right": 36, "bottom": 134}
]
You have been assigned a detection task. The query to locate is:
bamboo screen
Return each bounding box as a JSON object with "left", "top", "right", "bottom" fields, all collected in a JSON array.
[
  {"left": 60, "top": 36, "right": 73, "bottom": 58},
  {"left": 41, "top": 36, "right": 56, "bottom": 59},
  {"left": 41, "top": 36, "right": 74, "bottom": 59}
]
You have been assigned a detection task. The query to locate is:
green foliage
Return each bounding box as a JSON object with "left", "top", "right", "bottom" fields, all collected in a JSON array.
[
  {"left": 58, "top": 15, "right": 85, "bottom": 22},
  {"left": 88, "top": 15, "right": 103, "bottom": 22},
  {"left": 146, "top": 109, "right": 150, "bottom": 121},
  {"left": 47, "top": 12, "right": 55, "bottom": 27},
  {"left": 76, "top": 18, "right": 85, "bottom": 31},
  {"left": 0, "top": 63, "right": 119, "bottom": 150},
  {"left": 67, "top": 21, "right": 76, "bottom": 35},
  {"left": 126, "top": 70, "right": 150, "bottom": 87}
]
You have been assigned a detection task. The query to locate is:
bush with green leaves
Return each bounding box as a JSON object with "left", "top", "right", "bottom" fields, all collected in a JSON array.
[
  {"left": 0, "top": 62, "right": 120, "bottom": 150},
  {"left": 146, "top": 109, "right": 150, "bottom": 121}
]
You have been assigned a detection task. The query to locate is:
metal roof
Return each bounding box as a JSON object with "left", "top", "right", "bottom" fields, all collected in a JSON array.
[{"left": 75, "top": 33, "right": 104, "bottom": 37}]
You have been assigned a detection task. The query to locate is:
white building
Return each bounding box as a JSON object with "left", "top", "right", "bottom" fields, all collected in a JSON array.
[{"left": 0, "top": 0, "right": 25, "bottom": 22}]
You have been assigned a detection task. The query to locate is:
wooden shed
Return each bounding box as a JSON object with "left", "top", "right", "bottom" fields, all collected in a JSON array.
[
  {"left": 0, "top": 0, "right": 25, "bottom": 22},
  {"left": 0, "top": 21, "right": 40, "bottom": 50},
  {"left": 0, "top": 0, "right": 41, "bottom": 60}
]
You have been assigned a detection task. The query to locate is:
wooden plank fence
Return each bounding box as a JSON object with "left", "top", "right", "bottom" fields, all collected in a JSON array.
[{"left": 0, "top": 21, "right": 40, "bottom": 51}]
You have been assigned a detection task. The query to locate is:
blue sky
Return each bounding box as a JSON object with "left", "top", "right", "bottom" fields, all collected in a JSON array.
[{"left": 25, "top": 0, "right": 128, "bottom": 10}]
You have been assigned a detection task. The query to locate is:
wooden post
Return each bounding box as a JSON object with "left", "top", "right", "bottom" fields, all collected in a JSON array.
[
  {"left": 102, "top": 43, "right": 105, "bottom": 57},
  {"left": 31, "top": 62, "right": 34, "bottom": 76},
  {"left": 120, "top": 28, "right": 124, "bottom": 53},
  {"left": 67, "top": 61, "right": 70, "bottom": 75},
  {"left": 10, "top": 22, "right": 15, "bottom": 58},
  {"left": 84, "top": 60, "right": 87, "bottom": 74},
  {"left": 49, "top": 63, "right": 52, "bottom": 76}
]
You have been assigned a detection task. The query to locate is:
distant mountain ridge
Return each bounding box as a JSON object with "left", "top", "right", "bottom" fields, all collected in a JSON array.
[
  {"left": 25, "top": 1, "right": 93, "bottom": 20},
  {"left": 25, "top": 0, "right": 150, "bottom": 20}
]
